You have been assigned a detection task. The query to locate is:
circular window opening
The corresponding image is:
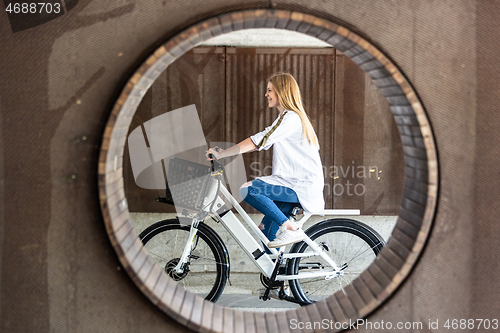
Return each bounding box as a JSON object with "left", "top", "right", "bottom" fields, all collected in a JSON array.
[
  {"left": 99, "top": 10, "right": 438, "bottom": 332},
  {"left": 125, "top": 28, "right": 403, "bottom": 310}
]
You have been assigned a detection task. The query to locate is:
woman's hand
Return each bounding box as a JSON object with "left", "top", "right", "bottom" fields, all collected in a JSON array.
[
  {"left": 206, "top": 139, "right": 255, "bottom": 160},
  {"left": 206, "top": 146, "right": 223, "bottom": 160}
]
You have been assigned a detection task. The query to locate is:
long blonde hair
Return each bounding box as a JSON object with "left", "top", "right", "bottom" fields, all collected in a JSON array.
[{"left": 269, "top": 72, "right": 320, "bottom": 149}]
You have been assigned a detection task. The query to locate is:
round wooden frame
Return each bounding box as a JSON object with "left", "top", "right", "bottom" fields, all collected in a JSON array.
[{"left": 98, "top": 9, "right": 438, "bottom": 332}]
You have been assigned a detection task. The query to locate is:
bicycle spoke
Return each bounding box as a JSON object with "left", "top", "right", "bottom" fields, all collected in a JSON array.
[
  {"left": 344, "top": 241, "right": 382, "bottom": 266},
  {"left": 305, "top": 281, "right": 334, "bottom": 296},
  {"left": 345, "top": 240, "right": 366, "bottom": 265},
  {"left": 338, "top": 278, "right": 346, "bottom": 296},
  {"left": 139, "top": 220, "right": 228, "bottom": 302},
  {"left": 342, "top": 232, "right": 355, "bottom": 267},
  {"left": 290, "top": 222, "right": 383, "bottom": 301},
  {"left": 340, "top": 274, "right": 354, "bottom": 287}
]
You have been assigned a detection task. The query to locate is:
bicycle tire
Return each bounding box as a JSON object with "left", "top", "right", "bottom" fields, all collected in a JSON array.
[
  {"left": 287, "top": 218, "right": 385, "bottom": 304},
  {"left": 139, "top": 218, "right": 229, "bottom": 302}
]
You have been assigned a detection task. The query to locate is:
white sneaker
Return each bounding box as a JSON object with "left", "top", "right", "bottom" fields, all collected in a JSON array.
[
  {"left": 268, "top": 228, "right": 306, "bottom": 248},
  {"left": 275, "top": 223, "right": 287, "bottom": 238}
]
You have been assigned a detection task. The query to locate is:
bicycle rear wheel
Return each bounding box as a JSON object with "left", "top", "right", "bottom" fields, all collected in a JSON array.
[
  {"left": 287, "top": 218, "right": 385, "bottom": 304},
  {"left": 139, "top": 218, "right": 229, "bottom": 302}
]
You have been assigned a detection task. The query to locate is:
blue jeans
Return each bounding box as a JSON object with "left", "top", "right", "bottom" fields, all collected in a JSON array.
[{"left": 240, "top": 179, "right": 301, "bottom": 250}]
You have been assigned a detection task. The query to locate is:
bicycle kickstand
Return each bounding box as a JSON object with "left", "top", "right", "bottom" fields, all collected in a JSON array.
[
  {"left": 260, "top": 250, "right": 315, "bottom": 306},
  {"left": 260, "top": 251, "right": 284, "bottom": 301}
]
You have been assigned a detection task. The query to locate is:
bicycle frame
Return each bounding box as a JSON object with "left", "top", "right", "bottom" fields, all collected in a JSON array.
[{"left": 174, "top": 173, "right": 360, "bottom": 281}]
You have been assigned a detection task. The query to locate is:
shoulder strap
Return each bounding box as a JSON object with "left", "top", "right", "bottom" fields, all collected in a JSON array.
[{"left": 256, "top": 111, "right": 288, "bottom": 148}]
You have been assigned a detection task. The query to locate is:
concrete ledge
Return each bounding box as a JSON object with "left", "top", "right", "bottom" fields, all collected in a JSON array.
[{"left": 130, "top": 212, "right": 397, "bottom": 274}]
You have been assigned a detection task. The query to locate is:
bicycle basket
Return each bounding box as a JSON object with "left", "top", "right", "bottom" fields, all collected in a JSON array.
[{"left": 166, "top": 157, "right": 212, "bottom": 210}]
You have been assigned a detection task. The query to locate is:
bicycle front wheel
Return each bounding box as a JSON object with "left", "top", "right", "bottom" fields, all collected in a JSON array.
[
  {"left": 139, "top": 218, "right": 229, "bottom": 302},
  {"left": 287, "top": 218, "right": 385, "bottom": 304}
]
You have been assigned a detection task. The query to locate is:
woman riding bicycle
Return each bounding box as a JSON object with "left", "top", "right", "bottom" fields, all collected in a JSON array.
[{"left": 207, "top": 72, "right": 324, "bottom": 249}]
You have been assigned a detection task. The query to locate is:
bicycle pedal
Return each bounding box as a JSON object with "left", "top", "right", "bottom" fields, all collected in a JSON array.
[{"left": 290, "top": 207, "right": 304, "bottom": 220}]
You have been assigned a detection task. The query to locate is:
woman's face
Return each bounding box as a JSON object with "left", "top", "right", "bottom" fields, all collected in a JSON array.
[{"left": 265, "top": 82, "right": 281, "bottom": 109}]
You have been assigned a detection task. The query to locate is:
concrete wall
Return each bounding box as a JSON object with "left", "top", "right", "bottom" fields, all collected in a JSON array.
[
  {"left": 1, "top": 0, "right": 498, "bottom": 332},
  {"left": 130, "top": 213, "right": 397, "bottom": 274}
]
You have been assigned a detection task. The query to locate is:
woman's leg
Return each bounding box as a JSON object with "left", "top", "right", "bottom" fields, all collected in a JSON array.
[
  {"left": 259, "top": 201, "right": 297, "bottom": 253},
  {"left": 240, "top": 180, "right": 305, "bottom": 248},
  {"left": 240, "top": 179, "right": 305, "bottom": 248},
  {"left": 239, "top": 179, "right": 299, "bottom": 227},
  {"left": 259, "top": 201, "right": 296, "bottom": 241}
]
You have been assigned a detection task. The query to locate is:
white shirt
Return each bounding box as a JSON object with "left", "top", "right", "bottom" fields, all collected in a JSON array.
[{"left": 250, "top": 110, "right": 325, "bottom": 212}]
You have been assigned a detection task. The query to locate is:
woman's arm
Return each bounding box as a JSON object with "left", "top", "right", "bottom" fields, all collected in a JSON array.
[
  {"left": 237, "top": 137, "right": 258, "bottom": 154},
  {"left": 207, "top": 137, "right": 257, "bottom": 160}
]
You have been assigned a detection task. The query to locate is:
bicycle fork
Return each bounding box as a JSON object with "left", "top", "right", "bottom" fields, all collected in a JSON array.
[{"left": 173, "top": 224, "right": 199, "bottom": 274}]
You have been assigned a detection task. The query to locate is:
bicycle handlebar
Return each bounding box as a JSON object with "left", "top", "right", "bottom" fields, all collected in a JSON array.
[{"left": 208, "top": 147, "right": 224, "bottom": 173}]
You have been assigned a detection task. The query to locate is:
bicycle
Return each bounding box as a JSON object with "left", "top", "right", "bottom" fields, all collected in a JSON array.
[{"left": 138, "top": 154, "right": 385, "bottom": 305}]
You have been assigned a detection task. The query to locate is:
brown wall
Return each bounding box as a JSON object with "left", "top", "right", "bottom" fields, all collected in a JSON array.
[
  {"left": 126, "top": 47, "right": 403, "bottom": 215},
  {"left": 0, "top": 0, "right": 498, "bottom": 332}
]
